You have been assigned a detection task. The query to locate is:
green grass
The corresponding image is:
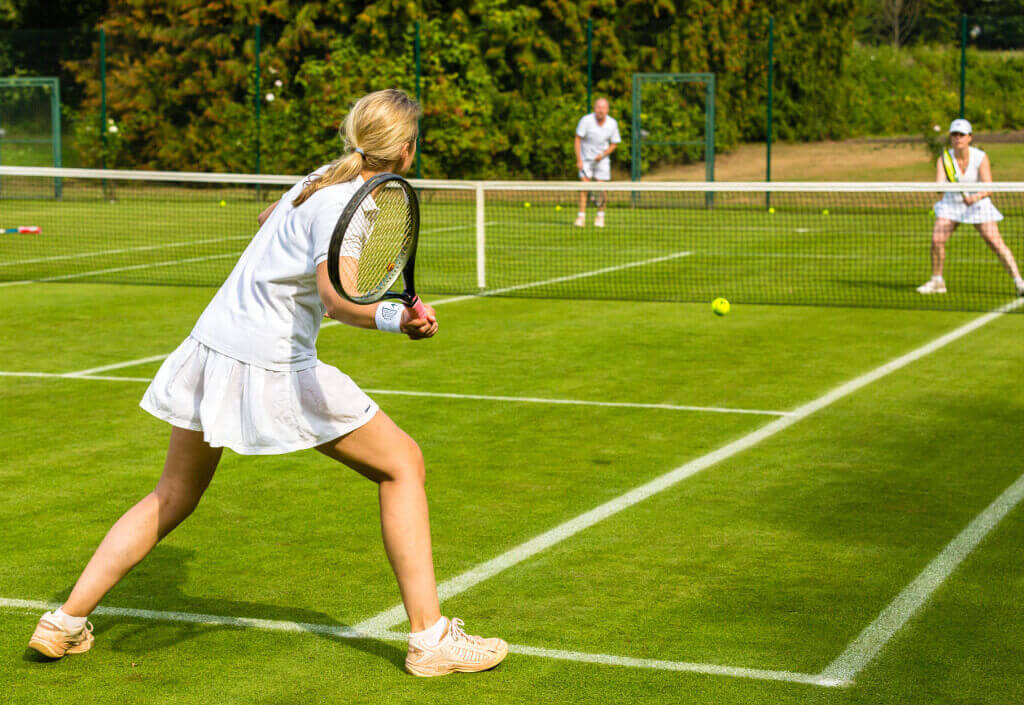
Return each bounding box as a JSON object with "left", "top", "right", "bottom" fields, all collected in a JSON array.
[{"left": 0, "top": 279, "right": 1022, "bottom": 704}]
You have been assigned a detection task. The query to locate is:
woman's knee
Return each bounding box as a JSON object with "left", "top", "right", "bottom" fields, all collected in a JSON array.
[{"left": 383, "top": 439, "right": 426, "bottom": 485}]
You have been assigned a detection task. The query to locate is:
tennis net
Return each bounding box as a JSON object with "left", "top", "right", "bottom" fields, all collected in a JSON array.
[{"left": 2, "top": 166, "right": 1022, "bottom": 312}]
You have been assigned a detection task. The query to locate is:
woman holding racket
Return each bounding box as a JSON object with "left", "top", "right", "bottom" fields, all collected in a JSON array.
[
  {"left": 918, "top": 118, "right": 1024, "bottom": 296},
  {"left": 28, "top": 89, "right": 508, "bottom": 677}
]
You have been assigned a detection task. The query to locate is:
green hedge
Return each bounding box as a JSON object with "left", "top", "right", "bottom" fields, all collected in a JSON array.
[{"left": 65, "top": 2, "right": 1024, "bottom": 178}]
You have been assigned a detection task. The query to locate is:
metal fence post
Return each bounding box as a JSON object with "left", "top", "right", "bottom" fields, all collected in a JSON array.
[
  {"left": 415, "top": 20, "right": 422, "bottom": 179},
  {"left": 766, "top": 16, "right": 773, "bottom": 209},
  {"left": 586, "top": 18, "right": 593, "bottom": 113},
  {"left": 254, "top": 24, "right": 262, "bottom": 176},
  {"left": 960, "top": 14, "right": 966, "bottom": 118},
  {"left": 99, "top": 28, "right": 106, "bottom": 170}
]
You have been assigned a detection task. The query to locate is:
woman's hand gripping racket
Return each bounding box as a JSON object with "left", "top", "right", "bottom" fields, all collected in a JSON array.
[{"left": 326, "top": 173, "right": 433, "bottom": 335}]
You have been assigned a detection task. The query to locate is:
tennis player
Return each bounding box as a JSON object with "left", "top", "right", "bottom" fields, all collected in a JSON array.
[
  {"left": 918, "top": 118, "right": 1024, "bottom": 296},
  {"left": 574, "top": 97, "right": 620, "bottom": 227},
  {"left": 27, "top": 89, "right": 508, "bottom": 677}
]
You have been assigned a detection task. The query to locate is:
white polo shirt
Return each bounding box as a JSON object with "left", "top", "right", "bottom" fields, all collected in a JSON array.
[
  {"left": 576, "top": 113, "right": 621, "bottom": 165},
  {"left": 191, "top": 168, "right": 368, "bottom": 371}
]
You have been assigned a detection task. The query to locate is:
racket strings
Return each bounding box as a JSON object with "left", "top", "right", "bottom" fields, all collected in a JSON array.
[{"left": 342, "top": 185, "right": 415, "bottom": 300}]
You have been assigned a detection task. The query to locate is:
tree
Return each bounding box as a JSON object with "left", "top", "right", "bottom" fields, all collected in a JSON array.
[{"left": 879, "top": 0, "right": 923, "bottom": 47}]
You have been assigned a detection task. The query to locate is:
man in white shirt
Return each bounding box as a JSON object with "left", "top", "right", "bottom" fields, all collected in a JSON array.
[{"left": 574, "top": 97, "right": 620, "bottom": 227}]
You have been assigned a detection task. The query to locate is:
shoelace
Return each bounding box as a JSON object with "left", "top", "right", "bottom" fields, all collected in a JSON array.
[{"left": 448, "top": 618, "right": 483, "bottom": 645}]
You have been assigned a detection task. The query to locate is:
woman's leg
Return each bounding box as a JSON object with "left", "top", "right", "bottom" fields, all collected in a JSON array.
[
  {"left": 931, "top": 218, "right": 957, "bottom": 278},
  {"left": 975, "top": 221, "right": 1023, "bottom": 280},
  {"left": 317, "top": 411, "right": 440, "bottom": 632},
  {"left": 61, "top": 426, "right": 222, "bottom": 616}
]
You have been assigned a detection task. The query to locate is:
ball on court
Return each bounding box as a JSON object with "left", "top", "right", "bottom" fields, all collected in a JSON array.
[
  {"left": 821, "top": 209, "right": 829, "bottom": 215},
  {"left": 768, "top": 207, "right": 775, "bottom": 214},
  {"left": 523, "top": 202, "right": 531, "bottom": 208},
  {"left": 219, "top": 200, "right": 227, "bottom": 207},
  {"left": 712, "top": 298, "right": 730, "bottom": 316},
  {"left": 555, "top": 205, "right": 562, "bottom": 211}
]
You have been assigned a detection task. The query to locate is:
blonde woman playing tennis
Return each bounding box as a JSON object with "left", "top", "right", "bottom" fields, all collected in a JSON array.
[
  {"left": 28, "top": 89, "right": 508, "bottom": 678},
  {"left": 918, "top": 118, "right": 1024, "bottom": 296}
]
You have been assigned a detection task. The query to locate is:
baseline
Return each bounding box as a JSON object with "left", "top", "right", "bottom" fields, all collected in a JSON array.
[{"left": 0, "top": 598, "right": 829, "bottom": 686}]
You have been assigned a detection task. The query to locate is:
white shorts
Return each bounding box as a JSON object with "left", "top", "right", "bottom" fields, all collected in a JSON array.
[
  {"left": 579, "top": 158, "right": 611, "bottom": 181},
  {"left": 933, "top": 195, "right": 1003, "bottom": 224},
  {"left": 140, "top": 336, "right": 379, "bottom": 455}
]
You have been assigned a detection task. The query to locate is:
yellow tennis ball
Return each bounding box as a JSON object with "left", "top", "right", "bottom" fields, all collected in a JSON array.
[
  {"left": 822, "top": 209, "right": 829, "bottom": 215},
  {"left": 712, "top": 298, "right": 730, "bottom": 316},
  {"left": 219, "top": 200, "right": 227, "bottom": 207},
  {"left": 524, "top": 202, "right": 531, "bottom": 208},
  {"left": 768, "top": 207, "right": 775, "bottom": 214},
  {"left": 555, "top": 205, "right": 562, "bottom": 211}
]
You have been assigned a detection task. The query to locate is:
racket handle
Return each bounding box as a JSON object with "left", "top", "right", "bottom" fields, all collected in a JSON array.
[{"left": 410, "top": 296, "right": 429, "bottom": 319}]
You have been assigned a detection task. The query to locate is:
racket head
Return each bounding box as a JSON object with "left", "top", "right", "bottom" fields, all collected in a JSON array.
[
  {"left": 941, "top": 149, "right": 958, "bottom": 183},
  {"left": 327, "top": 173, "right": 420, "bottom": 306}
]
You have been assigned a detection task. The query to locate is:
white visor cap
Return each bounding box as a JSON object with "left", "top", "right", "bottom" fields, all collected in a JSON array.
[{"left": 949, "top": 118, "right": 972, "bottom": 134}]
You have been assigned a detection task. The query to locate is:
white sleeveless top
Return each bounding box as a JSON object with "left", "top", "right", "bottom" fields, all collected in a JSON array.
[{"left": 934, "top": 147, "right": 1003, "bottom": 224}]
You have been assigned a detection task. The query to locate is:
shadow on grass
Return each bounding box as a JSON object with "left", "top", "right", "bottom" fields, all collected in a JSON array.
[{"left": 31, "top": 544, "right": 405, "bottom": 670}]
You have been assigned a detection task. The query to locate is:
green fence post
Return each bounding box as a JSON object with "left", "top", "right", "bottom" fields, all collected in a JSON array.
[
  {"left": 630, "top": 74, "right": 640, "bottom": 182},
  {"left": 766, "top": 16, "right": 773, "bottom": 210},
  {"left": 586, "top": 18, "right": 593, "bottom": 113},
  {"left": 254, "top": 24, "right": 262, "bottom": 176},
  {"left": 52, "top": 79, "right": 62, "bottom": 198},
  {"left": 960, "top": 14, "right": 966, "bottom": 118},
  {"left": 415, "top": 20, "right": 422, "bottom": 179},
  {"left": 99, "top": 28, "right": 106, "bottom": 170}
]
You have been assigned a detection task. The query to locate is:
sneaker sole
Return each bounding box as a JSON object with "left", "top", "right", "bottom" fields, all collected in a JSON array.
[
  {"left": 405, "top": 645, "right": 509, "bottom": 677},
  {"left": 28, "top": 637, "right": 67, "bottom": 659}
]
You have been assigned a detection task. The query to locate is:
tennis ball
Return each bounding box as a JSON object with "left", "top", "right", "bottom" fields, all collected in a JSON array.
[
  {"left": 523, "top": 202, "right": 531, "bottom": 208},
  {"left": 712, "top": 298, "right": 730, "bottom": 316},
  {"left": 219, "top": 200, "right": 227, "bottom": 207},
  {"left": 768, "top": 207, "right": 775, "bottom": 214},
  {"left": 555, "top": 205, "right": 562, "bottom": 211},
  {"left": 821, "top": 209, "right": 829, "bottom": 215}
]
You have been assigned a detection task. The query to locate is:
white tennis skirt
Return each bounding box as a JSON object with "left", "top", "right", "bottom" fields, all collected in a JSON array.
[
  {"left": 934, "top": 196, "right": 1003, "bottom": 224},
  {"left": 140, "top": 336, "right": 379, "bottom": 455}
]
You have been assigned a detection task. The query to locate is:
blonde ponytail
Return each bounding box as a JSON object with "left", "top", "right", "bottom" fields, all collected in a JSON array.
[{"left": 293, "top": 89, "right": 421, "bottom": 207}]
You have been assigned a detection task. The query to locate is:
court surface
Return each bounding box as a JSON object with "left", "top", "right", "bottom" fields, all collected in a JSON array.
[{"left": 1, "top": 274, "right": 1022, "bottom": 705}]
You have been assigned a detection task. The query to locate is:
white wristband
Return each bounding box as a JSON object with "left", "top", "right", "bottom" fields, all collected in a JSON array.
[{"left": 374, "top": 301, "right": 404, "bottom": 333}]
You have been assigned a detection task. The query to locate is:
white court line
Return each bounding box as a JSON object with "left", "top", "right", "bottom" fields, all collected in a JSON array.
[
  {"left": 427, "top": 250, "right": 693, "bottom": 306},
  {"left": 0, "top": 252, "right": 241, "bottom": 287},
  {"left": 0, "top": 235, "right": 253, "bottom": 268},
  {"left": 65, "top": 354, "right": 172, "bottom": 377},
  {"left": 352, "top": 297, "right": 1024, "bottom": 636},
  {"left": 817, "top": 470, "right": 1024, "bottom": 687},
  {"left": 0, "top": 598, "right": 829, "bottom": 685},
  {"left": 363, "top": 389, "right": 791, "bottom": 416},
  {"left": 0, "top": 371, "right": 786, "bottom": 416}
]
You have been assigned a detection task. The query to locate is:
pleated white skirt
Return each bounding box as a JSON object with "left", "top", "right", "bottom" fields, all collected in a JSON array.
[
  {"left": 140, "top": 336, "right": 378, "bottom": 455},
  {"left": 934, "top": 195, "right": 1003, "bottom": 224}
]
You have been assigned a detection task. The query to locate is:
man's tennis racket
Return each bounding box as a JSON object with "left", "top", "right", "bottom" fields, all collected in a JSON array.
[{"left": 326, "top": 173, "right": 428, "bottom": 319}]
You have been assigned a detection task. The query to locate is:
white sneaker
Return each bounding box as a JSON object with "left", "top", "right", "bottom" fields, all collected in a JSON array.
[
  {"left": 594, "top": 212, "right": 605, "bottom": 228},
  {"left": 1015, "top": 278, "right": 1024, "bottom": 297},
  {"left": 916, "top": 278, "right": 947, "bottom": 295},
  {"left": 405, "top": 617, "right": 508, "bottom": 677},
  {"left": 28, "top": 612, "right": 94, "bottom": 658},
  {"left": 574, "top": 214, "right": 585, "bottom": 227}
]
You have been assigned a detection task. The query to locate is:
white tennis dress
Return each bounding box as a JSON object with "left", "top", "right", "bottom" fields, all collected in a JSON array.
[
  {"left": 934, "top": 146, "right": 1003, "bottom": 224},
  {"left": 141, "top": 168, "right": 380, "bottom": 455}
]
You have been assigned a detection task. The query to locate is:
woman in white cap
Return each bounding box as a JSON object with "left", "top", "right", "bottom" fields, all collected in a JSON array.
[{"left": 918, "top": 118, "right": 1024, "bottom": 296}]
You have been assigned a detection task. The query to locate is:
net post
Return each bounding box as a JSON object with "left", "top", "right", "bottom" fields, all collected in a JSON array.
[
  {"left": 630, "top": 74, "right": 640, "bottom": 183},
  {"left": 705, "top": 75, "right": 715, "bottom": 208},
  {"left": 415, "top": 21, "right": 422, "bottom": 179},
  {"left": 766, "top": 16, "right": 774, "bottom": 210},
  {"left": 475, "top": 183, "right": 486, "bottom": 289},
  {"left": 959, "top": 14, "right": 966, "bottom": 118}
]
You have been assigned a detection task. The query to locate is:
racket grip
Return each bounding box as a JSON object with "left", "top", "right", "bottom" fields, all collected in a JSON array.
[{"left": 410, "top": 297, "right": 429, "bottom": 319}]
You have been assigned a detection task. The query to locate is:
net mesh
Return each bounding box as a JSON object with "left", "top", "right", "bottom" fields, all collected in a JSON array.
[{"left": 1, "top": 167, "right": 1022, "bottom": 313}]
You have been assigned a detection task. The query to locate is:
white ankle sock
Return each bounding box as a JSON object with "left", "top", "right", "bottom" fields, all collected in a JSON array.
[
  {"left": 577, "top": 212, "right": 585, "bottom": 218},
  {"left": 409, "top": 616, "right": 447, "bottom": 646},
  {"left": 54, "top": 607, "right": 88, "bottom": 631}
]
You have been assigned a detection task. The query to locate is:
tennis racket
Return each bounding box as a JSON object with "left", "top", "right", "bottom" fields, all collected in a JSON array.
[
  {"left": 942, "top": 149, "right": 968, "bottom": 203},
  {"left": 326, "top": 173, "right": 428, "bottom": 319}
]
